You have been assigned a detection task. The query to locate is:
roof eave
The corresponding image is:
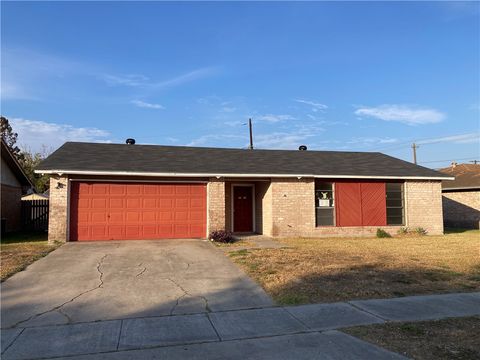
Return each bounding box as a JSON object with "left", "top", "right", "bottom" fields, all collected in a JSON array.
[{"left": 34, "top": 169, "right": 454, "bottom": 181}]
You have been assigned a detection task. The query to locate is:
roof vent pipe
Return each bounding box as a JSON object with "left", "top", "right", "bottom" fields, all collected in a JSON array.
[
  {"left": 126, "top": 138, "right": 136, "bottom": 145},
  {"left": 298, "top": 145, "right": 307, "bottom": 151}
]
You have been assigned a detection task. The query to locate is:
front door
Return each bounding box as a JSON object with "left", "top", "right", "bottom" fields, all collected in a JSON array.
[{"left": 233, "top": 186, "right": 253, "bottom": 232}]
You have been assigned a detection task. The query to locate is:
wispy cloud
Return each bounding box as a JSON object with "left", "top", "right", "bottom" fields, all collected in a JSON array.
[
  {"left": 130, "top": 100, "right": 165, "bottom": 109},
  {"left": 355, "top": 105, "right": 446, "bottom": 125},
  {"left": 103, "top": 74, "right": 149, "bottom": 87},
  {"left": 294, "top": 99, "right": 328, "bottom": 112},
  {"left": 102, "top": 67, "right": 219, "bottom": 90},
  {"left": 9, "top": 117, "right": 112, "bottom": 152},
  {"left": 256, "top": 114, "right": 296, "bottom": 123},
  {"left": 417, "top": 132, "right": 480, "bottom": 145},
  {"left": 1, "top": 47, "right": 86, "bottom": 101},
  {"left": 186, "top": 134, "right": 244, "bottom": 147}
]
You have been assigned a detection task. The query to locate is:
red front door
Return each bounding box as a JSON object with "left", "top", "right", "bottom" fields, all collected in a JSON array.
[{"left": 233, "top": 186, "right": 253, "bottom": 232}]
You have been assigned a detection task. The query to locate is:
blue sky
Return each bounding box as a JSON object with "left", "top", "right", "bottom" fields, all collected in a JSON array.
[{"left": 1, "top": 1, "right": 479, "bottom": 168}]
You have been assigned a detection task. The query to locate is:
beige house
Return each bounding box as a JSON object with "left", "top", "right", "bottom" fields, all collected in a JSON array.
[
  {"left": 439, "top": 163, "right": 480, "bottom": 229},
  {"left": 1, "top": 139, "right": 33, "bottom": 234},
  {"left": 36, "top": 141, "right": 452, "bottom": 243}
]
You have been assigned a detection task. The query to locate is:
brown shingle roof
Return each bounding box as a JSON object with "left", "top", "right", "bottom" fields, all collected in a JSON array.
[
  {"left": 439, "top": 163, "right": 480, "bottom": 190},
  {"left": 36, "top": 142, "right": 451, "bottom": 180}
]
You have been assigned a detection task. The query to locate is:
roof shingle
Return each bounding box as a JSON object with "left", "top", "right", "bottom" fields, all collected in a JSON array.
[{"left": 36, "top": 142, "right": 451, "bottom": 179}]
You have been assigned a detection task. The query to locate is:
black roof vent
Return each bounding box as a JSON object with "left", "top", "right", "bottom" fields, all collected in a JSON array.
[
  {"left": 126, "top": 138, "right": 136, "bottom": 145},
  {"left": 298, "top": 145, "right": 307, "bottom": 151}
]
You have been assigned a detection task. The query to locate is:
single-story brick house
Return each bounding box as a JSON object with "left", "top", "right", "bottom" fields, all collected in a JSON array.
[
  {"left": 1, "top": 139, "right": 33, "bottom": 234},
  {"left": 36, "top": 141, "right": 453, "bottom": 243},
  {"left": 439, "top": 163, "right": 480, "bottom": 229}
]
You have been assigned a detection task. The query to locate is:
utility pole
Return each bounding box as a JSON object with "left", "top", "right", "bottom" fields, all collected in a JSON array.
[
  {"left": 412, "top": 143, "right": 418, "bottom": 164},
  {"left": 248, "top": 118, "right": 254, "bottom": 150}
]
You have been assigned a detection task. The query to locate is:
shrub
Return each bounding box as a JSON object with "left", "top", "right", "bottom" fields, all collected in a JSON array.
[
  {"left": 209, "top": 230, "right": 235, "bottom": 243},
  {"left": 376, "top": 228, "right": 392, "bottom": 238},
  {"left": 397, "top": 227, "right": 409, "bottom": 235},
  {"left": 414, "top": 227, "right": 428, "bottom": 236}
]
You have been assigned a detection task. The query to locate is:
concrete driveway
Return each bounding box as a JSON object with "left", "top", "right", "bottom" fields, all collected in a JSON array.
[{"left": 1, "top": 239, "right": 273, "bottom": 329}]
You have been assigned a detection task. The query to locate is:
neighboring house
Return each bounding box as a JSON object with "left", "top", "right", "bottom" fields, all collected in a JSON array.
[
  {"left": 439, "top": 163, "right": 480, "bottom": 229},
  {"left": 36, "top": 141, "right": 452, "bottom": 243},
  {"left": 1, "top": 139, "right": 33, "bottom": 234}
]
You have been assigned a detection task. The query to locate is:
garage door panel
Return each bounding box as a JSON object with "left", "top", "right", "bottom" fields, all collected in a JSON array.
[
  {"left": 143, "top": 198, "right": 156, "bottom": 208},
  {"left": 109, "top": 184, "right": 126, "bottom": 195},
  {"left": 78, "top": 199, "right": 90, "bottom": 208},
  {"left": 190, "top": 211, "right": 204, "bottom": 221},
  {"left": 92, "top": 184, "right": 108, "bottom": 195},
  {"left": 175, "top": 211, "right": 189, "bottom": 221},
  {"left": 144, "top": 185, "right": 158, "bottom": 195},
  {"left": 190, "top": 198, "right": 204, "bottom": 208},
  {"left": 70, "top": 182, "right": 206, "bottom": 241},
  {"left": 109, "top": 212, "right": 124, "bottom": 222},
  {"left": 143, "top": 225, "right": 157, "bottom": 237},
  {"left": 142, "top": 212, "right": 156, "bottom": 222},
  {"left": 127, "top": 185, "right": 142, "bottom": 195},
  {"left": 78, "top": 183, "right": 91, "bottom": 195},
  {"left": 109, "top": 198, "right": 124, "bottom": 208},
  {"left": 175, "top": 198, "right": 189, "bottom": 208},
  {"left": 91, "top": 212, "right": 107, "bottom": 222},
  {"left": 126, "top": 212, "right": 140, "bottom": 222},
  {"left": 159, "top": 211, "right": 173, "bottom": 220},
  {"left": 92, "top": 199, "right": 107, "bottom": 209},
  {"left": 159, "top": 199, "right": 174, "bottom": 208},
  {"left": 158, "top": 224, "right": 174, "bottom": 237},
  {"left": 91, "top": 225, "right": 107, "bottom": 237}
]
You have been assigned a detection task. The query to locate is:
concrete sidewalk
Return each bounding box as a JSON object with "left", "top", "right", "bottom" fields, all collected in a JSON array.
[{"left": 2, "top": 292, "right": 479, "bottom": 360}]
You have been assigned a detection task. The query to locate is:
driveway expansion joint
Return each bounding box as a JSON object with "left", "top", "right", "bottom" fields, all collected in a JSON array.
[{"left": 346, "top": 301, "right": 390, "bottom": 321}]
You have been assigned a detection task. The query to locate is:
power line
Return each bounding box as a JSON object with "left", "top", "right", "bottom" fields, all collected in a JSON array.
[{"left": 418, "top": 157, "right": 478, "bottom": 164}]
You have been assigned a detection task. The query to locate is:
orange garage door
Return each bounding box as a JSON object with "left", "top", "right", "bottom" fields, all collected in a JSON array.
[{"left": 70, "top": 182, "right": 206, "bottom": 241}]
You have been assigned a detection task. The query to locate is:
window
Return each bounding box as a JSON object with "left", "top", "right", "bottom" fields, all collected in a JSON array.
[
  {"left": 386, "top": 183, "right": 404, "bottom": 225},
  {"left": 315, "top": 182, "right": 335, "bottom": 226}
]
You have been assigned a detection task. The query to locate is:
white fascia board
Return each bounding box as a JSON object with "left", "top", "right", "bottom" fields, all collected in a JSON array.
[{"left": 34, "top": 169, "right": 454, "bottom": 181}]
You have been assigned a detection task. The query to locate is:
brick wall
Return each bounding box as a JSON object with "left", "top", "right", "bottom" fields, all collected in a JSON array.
[
  {"left": 1, "top": 184, "right": 22, "bottom": 233},
  {"left": 268, "top": 179, "right": 444, "bottom": 237},
  {"left": 270, "top": 178, "right": 315, "bottom": 236},
  {"left": 405, "top": 181, "right": 444, "bottom": 235},
  {"left": 442, "top": 191, "right": 480, "bottom": 229},
  {"left": 48, "top": 175, "right": 69, "bottom": 243},
  {"left": 207, "top": 178, "right": 226, "bottom": 235}
]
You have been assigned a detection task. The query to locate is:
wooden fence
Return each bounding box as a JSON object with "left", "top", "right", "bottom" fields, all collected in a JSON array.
[{"left": 21, "top": 199, "right": 49, "bottom": 232}]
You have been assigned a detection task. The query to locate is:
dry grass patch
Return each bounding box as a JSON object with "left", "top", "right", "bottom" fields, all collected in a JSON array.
[
  {"left": 227, "top": 230, "right": 480, "bottom": 304},
  {"left": 1, "top": 232, "right": 59, "bottom": 281},
  {"left": 344, "top": 316, "right": 480, "bottom": 360}
]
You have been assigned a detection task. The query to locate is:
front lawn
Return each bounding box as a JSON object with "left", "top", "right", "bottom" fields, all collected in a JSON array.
[
  {"left": 1, "top": 232, "right": 59, "bottom": 281},
  {"left": 344, "top": 316, "right": 480, "bottom": 360},
  {"left": 226, "top": 230, "right": 480, "bottom": 305}
]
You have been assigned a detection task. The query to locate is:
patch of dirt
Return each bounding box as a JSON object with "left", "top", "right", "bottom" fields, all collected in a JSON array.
[{"left": 344, "top": 316, "right": 480, "bottom": 360}]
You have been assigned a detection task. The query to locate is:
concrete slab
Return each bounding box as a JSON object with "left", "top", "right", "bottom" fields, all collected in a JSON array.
[
  {"left": 1, "top": 240, "right": 273, "bottom": 329},
  {"left": 208, "top": 307, "right": 307, "bottom": 340},
  {"left": 2, "top": 320, "right": 121, "bottom": 360},
  {"left": 118, "top": 314, "right": 219, "bottom": 350},
  {"left": 1, "top": 328, "right": 23, "bottom": 354},
  {"left": 350, "top": 292, "right": 480, "bottom": 321},
  {"left": 52, "top": 331, "right": 407, "bottom": 360},
  {"left": 285, "top": 302, "right": 385, "bottom": 330}
]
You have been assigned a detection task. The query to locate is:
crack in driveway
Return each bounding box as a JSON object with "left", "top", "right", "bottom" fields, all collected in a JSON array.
[
  {"left": 9, "top": 254, "right": 108, "bottom": 328},
  {"left": 167, "top": 277, "right": 211, "bottom": 315}
]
